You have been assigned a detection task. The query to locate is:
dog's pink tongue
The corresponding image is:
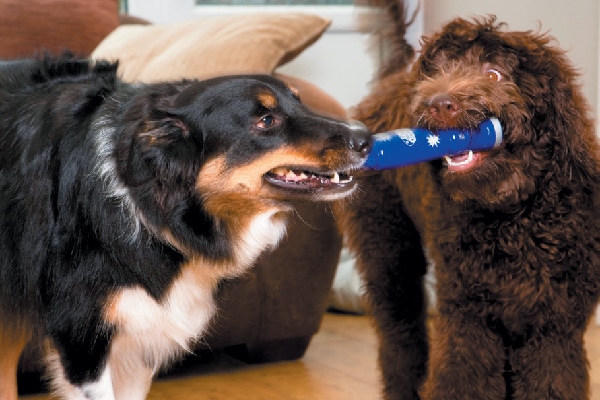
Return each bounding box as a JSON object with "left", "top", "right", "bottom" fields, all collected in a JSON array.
[
  {"left": 445, "top": 150, "right": 486, "bottom": 172},
  {"left": 450, "top": 152, "right": 470, "bottom": 163}
]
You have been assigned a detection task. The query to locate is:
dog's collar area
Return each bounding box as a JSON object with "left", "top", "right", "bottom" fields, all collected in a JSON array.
[{"left": 264, "top": 167, "right": 353, "bottom": 189}]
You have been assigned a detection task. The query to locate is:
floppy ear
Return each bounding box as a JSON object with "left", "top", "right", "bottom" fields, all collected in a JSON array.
[
  {"left": 138, "top": 116, "right": 191, "bottom": 146},
  {"left": 113, "top": 105, "right": 202, "bottom": 216},
  {"left": 508, "top": 33, "right": 600, "bottom": 185}
]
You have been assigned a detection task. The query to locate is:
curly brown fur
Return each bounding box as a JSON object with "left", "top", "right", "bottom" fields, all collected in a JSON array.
[{"left": 338, "top": 6, "right": 600, "bottom": 400}]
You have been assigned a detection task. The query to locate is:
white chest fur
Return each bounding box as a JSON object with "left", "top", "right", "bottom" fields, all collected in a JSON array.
[
  {"left": 100, "top": 209, "right": 288, "bottom": 398},
  {"left": 36, "top": 208, "right": 290, "bottom": 400}
]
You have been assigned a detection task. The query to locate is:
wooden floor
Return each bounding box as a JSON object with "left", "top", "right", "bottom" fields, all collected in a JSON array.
[{"left": 21, "top": 312, "right": 600, "bottom": 400}]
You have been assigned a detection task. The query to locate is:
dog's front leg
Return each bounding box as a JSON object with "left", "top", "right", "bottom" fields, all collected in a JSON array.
[
  {"left": 45, "top": 343, "right": 116, "bottom": 400},
  {"left": 509, "top": 329, "right": 589, "bottom": 400},
  {"left": 337, "top": 172, "right": 429, "bottom": 400},
  {"left": 43, "top": 287, "right": 118, "bottom": 400},
  {"left": 422, "top": 312, "right": 507, "bottom": 400},
  {"left": 0, "top": 324, "right": 30, "bottom": 400},
  {"left": 45, "top": 338, "right": 155, "bottom": 400},
  {"left": 110, "top": 363, "right": 154, "bottom": 400},
  {"left": 107, "top": 334, "right": 156, "bottom": 400}
]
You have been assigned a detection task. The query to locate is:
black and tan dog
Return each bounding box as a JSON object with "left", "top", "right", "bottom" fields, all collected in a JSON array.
[{"left": 0, "top": 56, "right": 371, "bottom": 400}]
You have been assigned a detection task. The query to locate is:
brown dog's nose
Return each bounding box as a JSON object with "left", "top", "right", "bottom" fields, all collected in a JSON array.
[{"left": 429, "top": 94, "right": 462, "bottom": 125}]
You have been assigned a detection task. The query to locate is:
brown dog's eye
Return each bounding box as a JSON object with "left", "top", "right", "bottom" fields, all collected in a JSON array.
[
  {"left": 484, "top": 69, "right": 502, "bottom": 81},
  {"left": 256, "top": 115, "right": 278, "bottom": 129}
]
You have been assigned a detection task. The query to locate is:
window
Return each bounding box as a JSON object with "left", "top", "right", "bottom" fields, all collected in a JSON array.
[{"left": 196, "top": 0, "right": 353, "bottom": 4}]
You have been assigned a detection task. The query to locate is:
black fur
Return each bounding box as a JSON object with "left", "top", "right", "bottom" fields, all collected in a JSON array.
[{"left": 0, "top": 56, "right": 371, "bottom": 399}]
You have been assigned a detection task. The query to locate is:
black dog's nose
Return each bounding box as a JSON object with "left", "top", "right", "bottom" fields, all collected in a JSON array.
[
  {"left": 348, "top": 121, "right": 373, "bottom": 156},
  {"left": 350, "top": 135, "right": 372, "bottom": 156},
  {"left": 429, "top": 94, "right": 462, "bottom": 125}
]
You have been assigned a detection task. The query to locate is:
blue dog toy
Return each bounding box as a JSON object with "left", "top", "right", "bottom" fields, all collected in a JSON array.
[{"left": 363, "top": 118, "right": 503, "bottom": 170}]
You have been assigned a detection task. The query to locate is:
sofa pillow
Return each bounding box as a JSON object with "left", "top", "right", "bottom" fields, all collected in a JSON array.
[
  {"left": 0, "top": 0, "right": 119, "bottom": 59},
  {"left": 92, "top": 13, "right": 331, "bottom": 82}
]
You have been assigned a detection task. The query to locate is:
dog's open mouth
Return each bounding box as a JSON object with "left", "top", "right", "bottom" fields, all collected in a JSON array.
[
  {"left": 438, "top": 117, "right": 502, "bottom": 172},
  {"left": 264, "top": 167, "right": 354, "bottom": 190},
  {"left": 444, "top": 150, "right": 489, "bottom": 172}
]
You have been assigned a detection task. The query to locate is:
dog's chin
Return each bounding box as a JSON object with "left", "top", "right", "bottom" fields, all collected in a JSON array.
[
  {"left": 443, "top": 150, "right": 490, "bottom": 172},
  {"left": 439, "top": 155, "right": 534, "bottom": 209},
  {"left": 444, "top": 150, "right": 489, "bottom": 174},
  {"left": 263, "top": 167, "right": 358, "bottom": 201}
]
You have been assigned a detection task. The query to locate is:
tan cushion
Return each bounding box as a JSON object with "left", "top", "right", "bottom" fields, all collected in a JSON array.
[
  {"left": 0, "top": 0, "right": 119, "bottom": 59},
  {"left": 274, "top": 73, "right": 347, "bottom": 118},
  {"left": 92, "top": 13, "right": 330, "bottom": 82}
]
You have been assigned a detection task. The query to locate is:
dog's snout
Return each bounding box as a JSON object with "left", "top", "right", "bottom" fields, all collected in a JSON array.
[
  {"left": 429, "top": 94, "right": 462, "bottom": 125},
  {"left": 348, "top": 121, "right": 373, "bottom": 156},
  {"left": 351, "top": 135, "right": 372, "bottom": 156}
]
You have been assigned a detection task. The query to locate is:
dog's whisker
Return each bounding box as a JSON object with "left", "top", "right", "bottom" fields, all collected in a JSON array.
[{"left": 415, "top": 112, "right": 428, "bottom": 127}]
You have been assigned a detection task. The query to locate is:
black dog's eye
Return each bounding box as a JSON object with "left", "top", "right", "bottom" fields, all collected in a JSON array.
[
  {"left": 484, "top": 68, "right": 503, "bottom": 82},
  {"left": 255, "top": 115, "right": 279, "bottom": 130}
]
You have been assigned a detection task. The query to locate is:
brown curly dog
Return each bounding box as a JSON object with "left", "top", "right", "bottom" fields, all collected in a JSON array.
[{"left": 337, "top": 2, "right": 600, "bottom": 399}]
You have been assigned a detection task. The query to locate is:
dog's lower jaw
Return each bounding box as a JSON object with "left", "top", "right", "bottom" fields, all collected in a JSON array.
[{"left": 312, "top": 181, "right": 360, "bottom": 202}]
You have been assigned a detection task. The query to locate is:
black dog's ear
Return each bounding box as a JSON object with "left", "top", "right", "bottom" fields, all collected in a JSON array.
[
  {"left": 137, "top": 80, "right": 211, "bottom": 151},
  {"left": 137, "top": 116, "right": 191, "bottom": 147},
  {"left": 116, "top": 108, "right": 202, "bottom": 208},
  {"left": 114, "top": 81, "right": 204, "bottom": 202},
  {"left": 134, "top": 112, "right": 201, "bottom": 178}
]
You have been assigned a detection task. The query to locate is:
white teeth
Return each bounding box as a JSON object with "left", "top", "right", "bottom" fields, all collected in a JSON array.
[
  {"left": 285, "top": 170, "right": 297, "bottom": 180},
  {"left": 331, "top": 172, "right": 340, "bottom": 184},
  {"left": 272, "top": 167, "right": 289, "bottom": 176},
  {"left": 445, "top": 150, "right": 474, "bottom": 167},
  {"left": 268, "top": 168, "right": 351, "bottom": 184}
]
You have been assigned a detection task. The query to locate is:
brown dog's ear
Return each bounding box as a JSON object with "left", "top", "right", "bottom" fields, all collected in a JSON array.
[{"left": 499, "top": 30, "right": 600, "bottom": 186}]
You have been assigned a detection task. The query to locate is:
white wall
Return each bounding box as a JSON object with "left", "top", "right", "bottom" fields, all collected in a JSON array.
[
  {"left": 422, "top": 0, "right": 600, "bottom": 118},
  {"left": 127, "top": 0, "right": 195, "bottom": 24},
  {"left": 278, "top": 3, "right": 422, "bottom": 110},
  {"left": 125, "top": 0, "right": 421, "bottom": 110},
  {"left": 126, "top": 0, "right": 599, "bottom": 115}
]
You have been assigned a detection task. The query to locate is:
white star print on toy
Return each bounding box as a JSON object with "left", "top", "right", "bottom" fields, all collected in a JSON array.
[{"left": 427, "top": 134, "right": 440, "bottom": 147}]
